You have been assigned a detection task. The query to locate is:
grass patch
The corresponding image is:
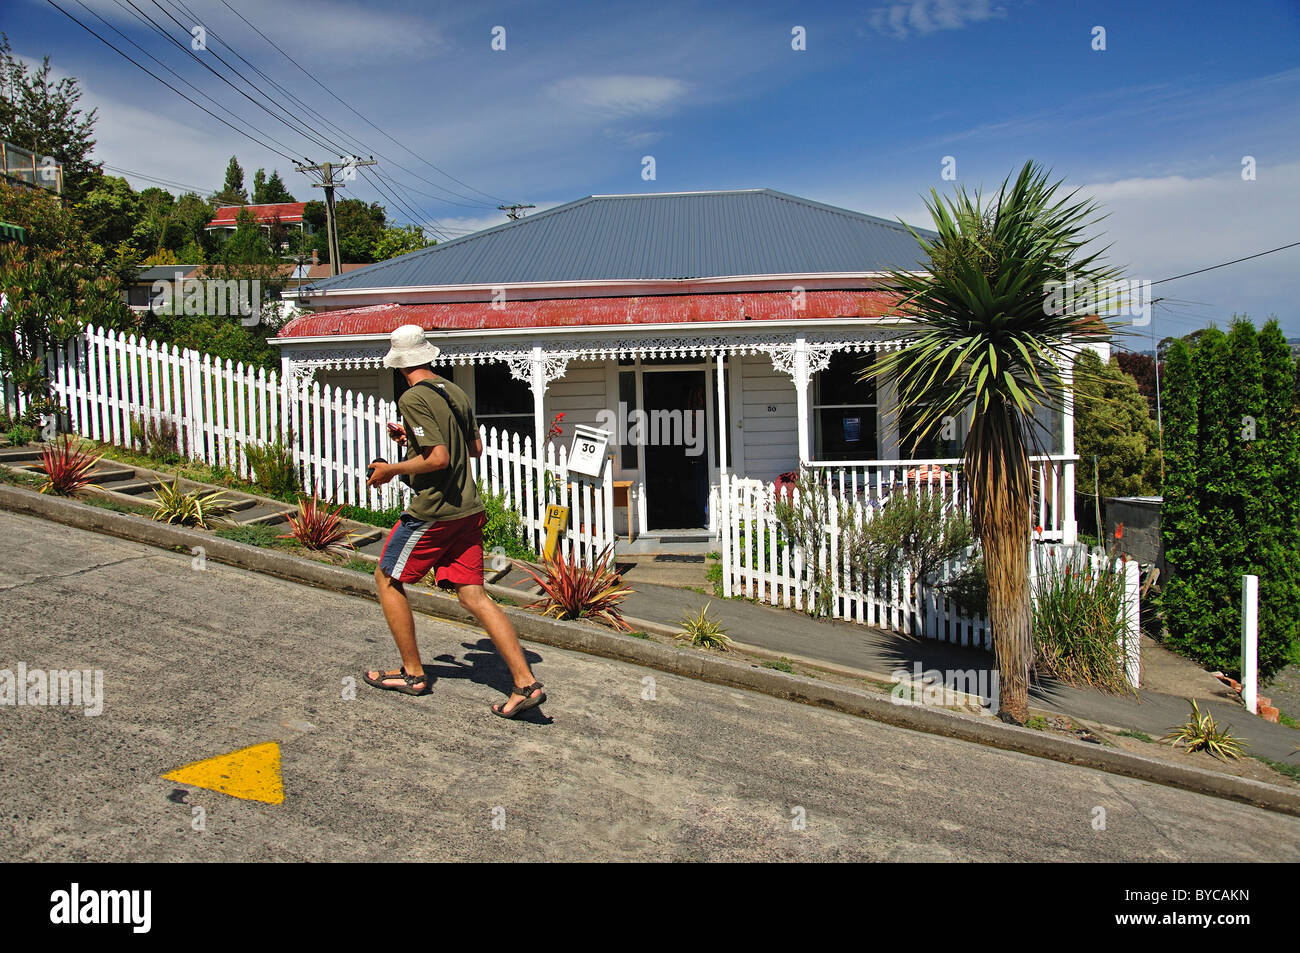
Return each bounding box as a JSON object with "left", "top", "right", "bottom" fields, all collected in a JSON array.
[
  {"left": 706, "top": 552, "right": 723, "bottom": 598},
  {"left": 1025, "top": 715, "right": 1050, "bottom": 731},
  {"left": 1254, "top": 756, "right": 1300, "bottom": 783},
  {"left": 340, "top": 557, "right": 375, "bottom": 574},
  {"left": 625, "top": 630, "right": 653, "bottom": 640},
  {"left": 215, "top": 523, "right": 284, "bottom": 548},
  {"left": 761, "top": 657, "right": 796, "bottom": 674},
  {"left": 1278, "top": 710, "right": 1299, "bottom": 730},
  {"left": 0, "top": 467, "right": 47, "bottom": 489},
  {"left": 1117, "top": 728, "right": 1154, "bottom": 743},
  {"left": 80, "top": 496, "right": 152, "bottom": 516}
]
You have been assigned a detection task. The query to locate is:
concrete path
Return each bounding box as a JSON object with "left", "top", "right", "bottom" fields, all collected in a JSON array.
[
  {"left": 2, "top": 509, "right": 1298, "bottom": 861},
  {"left": 619, "top": 581, "right": 1300, "bottom": 766}
]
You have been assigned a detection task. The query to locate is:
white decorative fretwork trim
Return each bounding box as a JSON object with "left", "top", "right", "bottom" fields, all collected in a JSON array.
[{"left": 279, "top": 328, "right": 908, "bottom": 381}]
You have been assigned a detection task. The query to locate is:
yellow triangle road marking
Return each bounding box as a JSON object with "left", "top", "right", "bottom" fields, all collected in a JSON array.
[{"left": 163, "top": 742, "right": 284, "bottom": 804}]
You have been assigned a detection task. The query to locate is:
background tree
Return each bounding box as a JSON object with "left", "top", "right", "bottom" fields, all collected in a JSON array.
[
  {"left": 214, "top": 156, "right": 247, "bottom": 206},
  {"left": 1114, "top": 350, "right": 1160, "bottom": 418},
  {"left": 0, "top": 186, "right": 128, "bottom": 408},
  {"left": 304, "top": 198, "right": 387, "bottom": 263},
  {"left": 0, "top": 35, "right": 101, "bottom": 203},
  {"left": 251, "top": 168, "right": 295, "bottom": 204},
  {"left": 372, "top": 224, "right": 431, "bottom": 261},
  {"left": 1073, "top": 349, "right": 1161, "bottom": 497},
  {"left": 863, "top": 161, "right": 1118, "bottom": 723}
]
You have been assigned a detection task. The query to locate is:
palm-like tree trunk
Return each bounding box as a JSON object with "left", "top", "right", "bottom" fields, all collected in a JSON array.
[{"left": 966, "top": 402, "right": 1034, "bottom": 722}]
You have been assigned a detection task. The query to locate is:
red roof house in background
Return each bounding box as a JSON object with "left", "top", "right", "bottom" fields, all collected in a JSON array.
[{"left": 205, "top": 202, "right": 307, "bottom": 230}]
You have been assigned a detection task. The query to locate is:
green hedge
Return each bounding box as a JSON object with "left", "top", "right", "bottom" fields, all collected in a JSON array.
[{"left": 1160, "top": 318, "right": 1300, "bottom": 678}]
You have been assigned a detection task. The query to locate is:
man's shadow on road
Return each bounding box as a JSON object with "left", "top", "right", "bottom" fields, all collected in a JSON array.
[{"left": 422, "top": 639, "right": 553, "bottom": 724}]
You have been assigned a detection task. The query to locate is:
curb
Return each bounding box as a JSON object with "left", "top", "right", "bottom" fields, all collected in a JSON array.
[{"left": 3, "top": 480, "right": 1300, "bottom": 819}]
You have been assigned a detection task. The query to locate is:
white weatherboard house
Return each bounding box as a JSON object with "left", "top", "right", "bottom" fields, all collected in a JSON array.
[{"left": 273, "top": 189, "right": 1077, "bottom": 542}]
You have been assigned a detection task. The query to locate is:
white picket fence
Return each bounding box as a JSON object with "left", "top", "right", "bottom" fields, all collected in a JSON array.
[
  {"left": 14, "top": 325, "right": 615, "bottom": 565},
  {"left": 718, "top": 474, "right": 1140, "bottom": 686},
  {"left": 807, "top": 455, "right": 1070, "bottom": 539}
]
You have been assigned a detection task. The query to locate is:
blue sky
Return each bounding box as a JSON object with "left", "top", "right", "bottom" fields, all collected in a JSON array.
[{"left": 11, "top": 0, "right": 1300, "bottom": 338}]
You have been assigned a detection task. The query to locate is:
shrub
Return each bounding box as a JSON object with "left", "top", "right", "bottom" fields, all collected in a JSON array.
[
  {"left": 521, "top": 544, "right": 632, "bottom": 630},
  {"left": 129, "top": 413, "right": 181, "bottom": 463},
  {"left": 7, "top": 423, "right": 38, "bottom": 446},
  {"left": 1160, "top": 698, "right": 1246, "bottom": 761},
  {"left": 676, "top": 602, "right": 731, "bottom": 650},
  {"left": 37, "top": 436, "right": 102, "bottom": 495},
  {"left": 243, "top": 434, "right": 299, "bottom": 498},
  {"left": 1031, "top": 548, "right": 1132, "bottom": 695},
  {"left": 845, "top": 488, "right": 973, "bottom": 600},
  {"left": 938, "top": 556, "right": 988, "bottom": 616},
  {"left": 482, "top": 491, "right": 535, "bottom": 560},
  {"left": 148, "top": 476, "right": 234, "bottom": 528},
  {"left": 772, "top": 468, "right": 839, "bottom": 616},
  {"left": 280, "top": 494, "right": 350, "bottom": 550}
]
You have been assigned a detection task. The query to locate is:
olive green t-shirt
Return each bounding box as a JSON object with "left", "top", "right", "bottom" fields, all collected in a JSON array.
[{"left": 397, "top": 377, "right": 484, "bottom": 523}]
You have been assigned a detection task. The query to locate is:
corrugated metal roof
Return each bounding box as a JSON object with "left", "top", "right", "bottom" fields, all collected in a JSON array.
[
  {"left": 277, "top": 290, "right": 904, "bottom": 338},
  {"left": 304, "top": 189, "right": 933, "bottom": 292}
]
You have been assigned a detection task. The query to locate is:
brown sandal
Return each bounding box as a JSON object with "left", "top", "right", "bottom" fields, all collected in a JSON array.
[
  {"left": 363, "top": 667, "right": 430, "bottom": 696},
  {"left": 492, "top": 681, "right": 546, "bottom": 718}
]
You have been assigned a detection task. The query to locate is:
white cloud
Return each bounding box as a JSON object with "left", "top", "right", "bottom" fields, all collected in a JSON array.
[
  {"left": 603, "top": 128, "right": 665, "bottom": 149},
  {"left": 31, "top": 0, "right": 438, "bottom": 59},
  {"left": 1079, "top": 164, "right": 1300, "bottom": 281},
  {"left": 868, "top": 0, "right": 1004, "bottom": 40},
  {"left": 547, "top": 75, "right": 689, "bottom": 118}
]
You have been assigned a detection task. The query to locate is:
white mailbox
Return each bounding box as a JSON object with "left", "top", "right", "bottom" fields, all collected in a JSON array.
[{"left": 566, "top": 424, "right": 611, "bottom": 481}]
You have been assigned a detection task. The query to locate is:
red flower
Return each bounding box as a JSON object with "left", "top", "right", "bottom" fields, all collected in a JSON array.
[
  {"left": 547, "top": 412, "right": 565, "bottom": 439},
  {"left": 1114, "top": 523, "right": 1124, "bottom": 541}
]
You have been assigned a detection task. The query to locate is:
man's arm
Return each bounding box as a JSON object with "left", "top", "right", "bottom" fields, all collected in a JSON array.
[{"left": 366, "top": 444, "right": 449, "bottom": 486}]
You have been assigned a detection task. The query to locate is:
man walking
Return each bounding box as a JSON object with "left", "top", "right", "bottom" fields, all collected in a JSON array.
[{"left": 364, "top": 324, "right": 546, "bottom": 718}]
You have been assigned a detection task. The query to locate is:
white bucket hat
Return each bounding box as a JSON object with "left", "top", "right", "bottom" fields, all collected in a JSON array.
[{"left": 382, "top": 324, "right": 441, "bottom": 368}]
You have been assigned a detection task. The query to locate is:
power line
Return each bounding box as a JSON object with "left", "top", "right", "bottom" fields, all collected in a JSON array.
[
  {"left": 166, "top": 0, "right": 493, "bottom": 212},
  {"left": 101, "top": 163, "right": 211, "bottom": 194},
  {"left": 45, "top": 0, "right": 301, "bottom": 162},
  {"left": 123, "top": 0, "right": 340, "bottom": 158},
  {"left": 76, "top": 0, "right": 311, "bottom": 163},
  {"left": 1151, "top": 241, "right": 1300, "bottom": 286},
  {"left": 151, "top": 0, "right": 498, "bottom": 223},
  {"left": 215, "top": 0, "right": 510, "bottom": 207}
]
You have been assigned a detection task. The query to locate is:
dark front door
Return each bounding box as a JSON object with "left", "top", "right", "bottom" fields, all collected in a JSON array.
[{"left": 642, "top": 370, "right": 709, "bottom": 529}]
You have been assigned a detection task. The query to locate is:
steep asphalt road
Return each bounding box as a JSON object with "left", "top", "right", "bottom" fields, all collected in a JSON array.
[{"left": 1, "top": 508, "right": 1297, "bottom": 861}]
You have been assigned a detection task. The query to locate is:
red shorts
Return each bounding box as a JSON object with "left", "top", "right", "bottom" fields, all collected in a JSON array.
[{"left": 378, "top": 510, "right": 487, "bottom": 587}]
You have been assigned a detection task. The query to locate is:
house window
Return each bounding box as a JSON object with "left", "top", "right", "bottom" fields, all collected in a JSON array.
[
  {"left": 813, "top": 352, "right": 877, "bottom": 461},
  {"left": 897, "top": 405, "right": 964, "bottom": 459},
  {"left": 474, "top": 362, "right": 532, "bottom": 443}
]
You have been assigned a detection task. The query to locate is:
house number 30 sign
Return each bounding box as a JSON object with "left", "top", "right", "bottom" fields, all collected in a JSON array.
[{"left": 565, "top": 424, "right": 611, "bottom": 480}]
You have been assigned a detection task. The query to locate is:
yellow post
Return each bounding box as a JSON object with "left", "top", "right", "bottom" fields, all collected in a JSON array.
[{"left": 543, "top": 504, "right": 569, "bottom": 560}]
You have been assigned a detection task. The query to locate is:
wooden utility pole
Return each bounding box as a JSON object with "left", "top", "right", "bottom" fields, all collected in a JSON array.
[{"left": 295, "top": 156, "right": 377, "bottom": 275}]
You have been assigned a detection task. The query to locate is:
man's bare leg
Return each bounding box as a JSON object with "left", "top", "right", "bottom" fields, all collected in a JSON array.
[
  {"left": 455, "top": 583, "right": 540, "bottom": 714},
  {"left": 369, "top": 565, "right": 427, "bottom": 690}
]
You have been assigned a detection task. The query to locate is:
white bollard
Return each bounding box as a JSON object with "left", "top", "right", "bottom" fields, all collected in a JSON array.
[{"left": 1241, "top": 575, "right": 1258, "bottom": 714}]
